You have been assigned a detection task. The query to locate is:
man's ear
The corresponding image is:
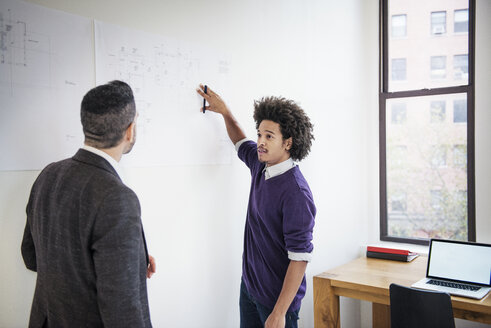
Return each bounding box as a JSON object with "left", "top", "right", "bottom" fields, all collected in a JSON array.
[
  {"left": 284, "top": 137, "right": 293, "bottom": 151},
  {"left": 126, "top": 122, "right": 135, "bottom": 142}
]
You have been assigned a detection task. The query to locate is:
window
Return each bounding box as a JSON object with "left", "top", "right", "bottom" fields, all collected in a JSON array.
[
  {"left": 380, "top": 0, "right": 475, "bottom": 244},
  {"left": 430, "top": 101, "right": 446, "bottom": 123},
  {"left": 431, "top": 11, "right": 446, "bottom": 35},
  {"left": 430, "top": 56, "right": 446, "bottom": 79},
  {"left": 454, "top": 54, "right": 468, "bottom": 80},
  {"left": 430, "top": 190, "right": 444, "bottom": 212},
  {"left": 453, "top": 99, "right": 467, "bottom": 123},
  {"left": 455, "top": 190, "right": 468, "bottom": 222},
  {"left": 453, "top": 145, "right": 467, "bottom": 167},
  {"left": 391, "top": 14, "right": 407, "bottom": 38},
  {"left": 454, "top": 9, "right": 469, "bottom": 33},
  {"left": 391, "top": 103, "right": 406, "bottom": 124},
  {"left": 389, "top": 145, "right": 407, "bottom": 167},
  {"left": 391, "top": 58, "right": 406, "bottom": 81},
  {"left": 390, "top": 191, "right": 407, "bottom": 212},
  {"left": 430, "top": 145, "right": 447, "bottom": 167}
]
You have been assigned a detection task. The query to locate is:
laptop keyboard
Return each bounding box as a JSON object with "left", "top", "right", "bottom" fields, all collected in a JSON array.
[{"left": 428, "top": 279, "right": 481, "bottom": 291}]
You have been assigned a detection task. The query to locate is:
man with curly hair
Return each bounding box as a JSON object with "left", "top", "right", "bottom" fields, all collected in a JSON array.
[{"left": 197, "top": 85, "right": 316, "bottom": 328}]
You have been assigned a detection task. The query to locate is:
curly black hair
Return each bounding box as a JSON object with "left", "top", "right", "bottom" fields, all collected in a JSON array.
[{"left": 253, "top": 96, "right": 314, "bottom": 161}]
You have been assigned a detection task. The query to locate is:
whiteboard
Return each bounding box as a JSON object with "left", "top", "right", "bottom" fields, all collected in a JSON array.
[
  {"left": 0, "top": 0, "right": 233, "bottom": 171},
  {"left": 0, "top": 0, "right": 93, "bottom": 171},
  {"left": 95, "top": 21, "right": 233, "bottom": 167}
]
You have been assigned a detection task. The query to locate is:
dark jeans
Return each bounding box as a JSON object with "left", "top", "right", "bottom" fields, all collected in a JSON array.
[{"left": 239, "top": 280, "right": 299, "bottom": 328}]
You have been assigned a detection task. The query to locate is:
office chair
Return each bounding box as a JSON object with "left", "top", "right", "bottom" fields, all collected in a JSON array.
[{"left": 389, "top": 283, "right": 455, "bottom": 328}]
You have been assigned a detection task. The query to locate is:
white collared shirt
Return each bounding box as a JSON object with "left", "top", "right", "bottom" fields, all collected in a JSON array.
[
  {"left": 82, "top": 145, "right": 124, "bottom": 180},
  {"left": 262, "top": 158, "right": 296, "bottom": 180}
]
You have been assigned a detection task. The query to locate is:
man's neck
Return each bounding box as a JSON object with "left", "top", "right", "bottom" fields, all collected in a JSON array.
[{"left": 84, "top": 143, "right": 123, "bottom": 162}]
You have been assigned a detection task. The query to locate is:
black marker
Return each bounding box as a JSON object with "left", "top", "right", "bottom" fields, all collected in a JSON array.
[{"left": 203, "top": 85, "right": 207, "bottom": 114}]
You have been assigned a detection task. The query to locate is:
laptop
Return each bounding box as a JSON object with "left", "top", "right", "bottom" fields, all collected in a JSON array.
[{"left": 412, "top": 239, "right": 491, "bottom": 300}]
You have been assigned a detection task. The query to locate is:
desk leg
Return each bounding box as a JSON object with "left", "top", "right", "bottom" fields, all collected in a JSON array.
[
  {"left": 372, "top": 303, "right": 390, "bottom": 328},
  {"left": 313, "top": 276, "right": 340, "bottom": 328}
]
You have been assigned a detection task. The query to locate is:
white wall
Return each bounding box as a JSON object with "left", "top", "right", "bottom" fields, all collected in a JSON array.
[
  {"left": 0, "top": 0, "right": 378, "bottom": 326},
  {"left": 0, "top": 1, "right": 489, "bottom": 328}
]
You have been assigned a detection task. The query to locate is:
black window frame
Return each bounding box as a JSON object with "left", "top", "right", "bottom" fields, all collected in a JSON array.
[{"left": 379, "top": 0, "right": 476, "bottom": 245}]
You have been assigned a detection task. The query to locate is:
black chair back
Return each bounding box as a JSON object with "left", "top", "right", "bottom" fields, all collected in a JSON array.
[{"left": 389, "top": 283, "right": 455, "bottom": 328}]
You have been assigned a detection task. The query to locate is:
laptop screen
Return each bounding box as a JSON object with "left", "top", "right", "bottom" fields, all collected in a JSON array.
[{"left": 427, "top": 239, "right": 491, "bottom": 286}]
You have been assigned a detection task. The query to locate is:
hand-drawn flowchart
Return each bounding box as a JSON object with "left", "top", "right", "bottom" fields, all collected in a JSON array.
[{"left": 95, "top": 21, "right": 233, "bottom": 167}]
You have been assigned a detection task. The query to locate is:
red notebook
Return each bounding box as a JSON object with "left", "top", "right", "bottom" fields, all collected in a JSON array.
[
  {"left": 366, "top": 246, "right": 419, "bottom": 262},
  {"left": 367, "top": 246, "right": 415, "bottom": 255}
]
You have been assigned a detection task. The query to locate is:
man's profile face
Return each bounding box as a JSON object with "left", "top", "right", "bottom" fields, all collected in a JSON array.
[{"left": 256, "top": 119, "right": 291, "bottom": 167}]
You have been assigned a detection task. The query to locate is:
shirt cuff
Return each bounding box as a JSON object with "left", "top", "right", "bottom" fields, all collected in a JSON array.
[
  {"left": 234, "top": 138, "right": 249, "bottom": 152},
  {"left": 288, "top": 251, "right": 312, "bottom": 262}
]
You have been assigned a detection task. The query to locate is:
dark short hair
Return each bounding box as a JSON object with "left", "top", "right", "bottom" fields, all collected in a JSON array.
[
  {"left": 81, "top": 80, "right": 136, "bottom": 149},
  {"left": 253, "top": 96, "right": 314, "bottom": 161}
]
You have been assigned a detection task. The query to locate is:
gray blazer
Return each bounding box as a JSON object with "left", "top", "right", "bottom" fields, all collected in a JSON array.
[{"left": 21, "top": 149, "right": 152, "bottom": 328}]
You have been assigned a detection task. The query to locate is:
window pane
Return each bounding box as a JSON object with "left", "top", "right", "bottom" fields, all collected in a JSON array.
[
  {"left": 454, "top": 9, "right": 468, "bottom": 33},
  {"left": 453, "top": 99, "right": 467, "bottom": 122},
  {"left": 388, "top": 1, "right": 469, "bottom": 91},
  {"left": 391, "top": 191, "right": 407, "bottom": 212},
  {"left": 430, "top": 56, "right": 446, "bottom": 79},
  {"left": 430, "top": 100, "right": 446, "bottom": 123},
  {"left": 391, "top": 103, "right": 407, "bottom": 124},
  {"left": 431, "top": 11, "right": 447, "bottom": 35},
  {"left": 430, "top": 145, "right": 447, "bottom": 167},
  {"left": 389, "top": 145, "right": 407, "bottom": 167},
  {"left": 386, "top": 94, "right": 468, "bottom": 240},
  {"left": 453, "top": 145, "right": 467, "bottom": 167},
  {"left": 453, "top": 54, "right": 468, "bottom": 80},
  {"left": 391, "top": 58, "right": 406, "bottom": 81},
  {"left": 431, "top": 190, "right": 444, "bottom": 212},
  {"left": 392, "top": 14, "right": 407, "bottom": 38},
  {"left": 455, "top": 190, "right": 467, "bottom": 220}
]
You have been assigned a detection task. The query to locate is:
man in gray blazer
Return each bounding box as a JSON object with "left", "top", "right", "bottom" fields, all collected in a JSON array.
[{"left": 21, "top": 80, "right": 155, "bottom": 327}]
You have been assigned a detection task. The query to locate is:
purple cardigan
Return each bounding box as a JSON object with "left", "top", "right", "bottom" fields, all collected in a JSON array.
[{"left": 238, "top": 141, "right": 316, "bottom": 312}]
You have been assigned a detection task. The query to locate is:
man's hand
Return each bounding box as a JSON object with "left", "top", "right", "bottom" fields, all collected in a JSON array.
[
  {"left": 265, "top": 310, "right": 286, "bottom": 328},
  {"left": 196, "top": 84, "right": 246, "bottom": 144},
  {"left": 196, "top": 84, "right": 230, "bottom": 116},
  {"left": 147, "top": 255, "right": 156, "bottom": 279}
]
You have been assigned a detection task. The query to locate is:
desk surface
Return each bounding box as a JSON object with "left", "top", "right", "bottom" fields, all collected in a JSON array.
[{"left": 313, "top": 256, "right": 491, "bottom": 327}]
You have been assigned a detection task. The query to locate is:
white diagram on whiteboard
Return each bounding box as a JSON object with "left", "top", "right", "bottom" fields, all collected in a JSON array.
[
  {"left": 0, "top": 8, "right": 51, "bottom": 94},
  {"left": 96, "top": 21, "right": 232, "bottom": 166},
  {"left": 0, "top": 0, "right": 93, "bottom": 171}
]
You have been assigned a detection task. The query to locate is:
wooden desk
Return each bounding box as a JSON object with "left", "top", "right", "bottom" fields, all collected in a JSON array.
[{"left": 313, "top": 256, "right": 491, "bottom": 327}]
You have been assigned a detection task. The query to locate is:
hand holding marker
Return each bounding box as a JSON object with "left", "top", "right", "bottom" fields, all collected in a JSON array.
[
  {"left": 197, "top": 84, "right": 229, "bottom": 116},
  {"left": 203, "top": 85, "right": 207, "bottom": 113}
]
